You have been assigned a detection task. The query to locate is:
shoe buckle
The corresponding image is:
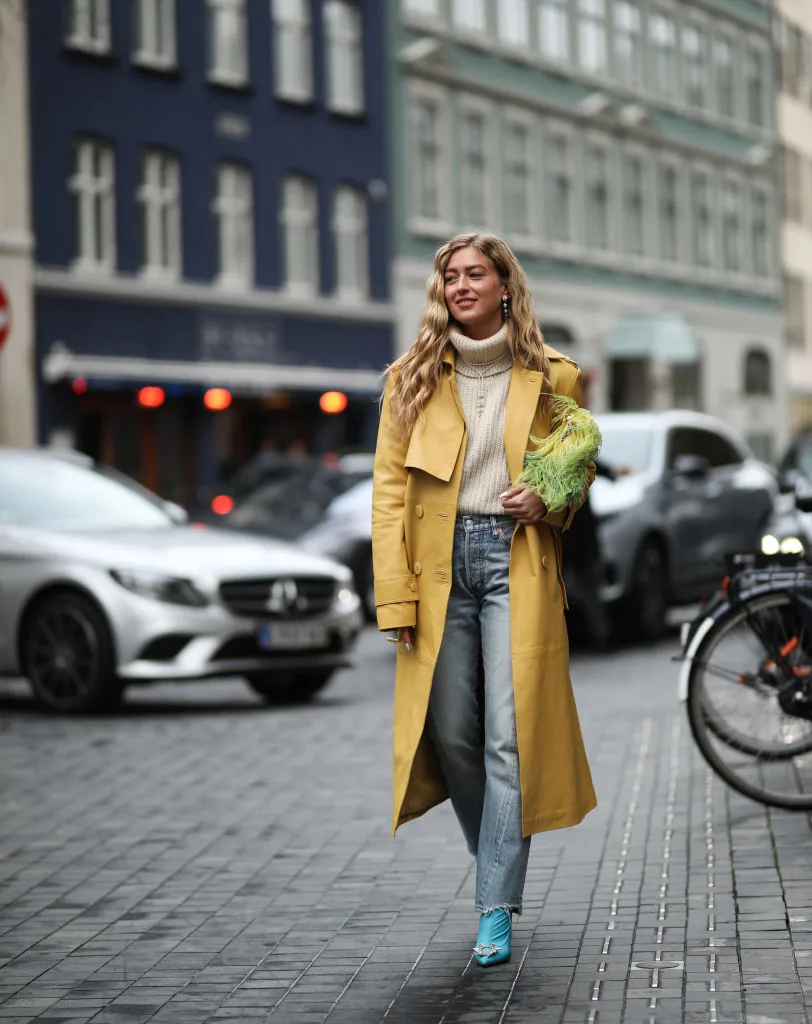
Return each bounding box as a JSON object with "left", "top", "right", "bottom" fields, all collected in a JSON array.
[{"left": 473, "top": 942, "right": 501, "bottom": 957}]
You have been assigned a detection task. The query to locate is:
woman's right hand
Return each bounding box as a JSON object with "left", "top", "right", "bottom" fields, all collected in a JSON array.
[{"left": 400, "top": 627, "right": 415, "bottom": 651}]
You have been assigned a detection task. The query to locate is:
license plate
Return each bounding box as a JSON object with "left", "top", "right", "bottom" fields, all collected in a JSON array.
[{"left": 257, "top": 622, "right": 330, "bottom": 650}]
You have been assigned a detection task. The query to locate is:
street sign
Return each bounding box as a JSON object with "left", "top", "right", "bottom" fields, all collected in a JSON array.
[{"left": 0, "top": 284, "right": 10, "bottom": 351}]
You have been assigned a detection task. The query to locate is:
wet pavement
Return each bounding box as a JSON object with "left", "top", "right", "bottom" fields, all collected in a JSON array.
[{"left": 1, "top": 627, "right": 812, "bottom": 1023}]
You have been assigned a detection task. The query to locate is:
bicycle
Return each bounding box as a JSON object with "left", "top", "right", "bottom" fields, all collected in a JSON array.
[{"left": 678, "top": 552, "right": 812, "bottom": 810}]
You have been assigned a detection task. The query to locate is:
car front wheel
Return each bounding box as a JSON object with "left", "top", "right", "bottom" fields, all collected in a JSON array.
[
  {"left": 246, "top": 669, "right": 334, "bottom": 705},
  {"left": 618, "top": 541, "right": 669, "bottom": 642},
  {"left": 23, "top": 590, "right": 120, "bottom": 714}
]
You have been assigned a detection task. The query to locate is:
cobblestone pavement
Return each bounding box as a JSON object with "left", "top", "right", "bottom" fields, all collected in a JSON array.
[{"left": 1, "top": 628, "right": 812, "bottom": 1024}]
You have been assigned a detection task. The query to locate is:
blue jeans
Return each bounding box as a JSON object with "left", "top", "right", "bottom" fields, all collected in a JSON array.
[{"left": 427, "top": 514, "right": 531, "bottom": 915}]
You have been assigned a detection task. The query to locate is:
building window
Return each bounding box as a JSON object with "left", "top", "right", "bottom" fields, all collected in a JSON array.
[
  {"left": 784, "top": 147, "right": 802, "bottom": 223},
  {"left": 134, "top": 0, "right": 176, "bottom": 68},
  {"left": 650, "top": 12, "right": 676, "bottom": 97},
  {"left": 69, "top": 138, "right": 116, "bottom": 272},
  {"left": 624, "top": 152, "right": 645, "bottom": 256},
  {"left": 499, "top": 0, "right": 529, "bottom": 47},
  {"left": 743, "top": 349, "right": 772, "bottom": 396},
  {"left": 751, "top": 188, "right": 770, "bottom": 278},
  {"left": 577, "top": 0, "right": 606, "bottom": 74},
  {"left": 682, "top": 24, "right": 707, "bottom": 108},
  {"left": 281, "top": 175, "right": 319, "bottom": 293},
  {"left": 403, "top": 0, "right": 439, "bottom": 16},
  {"left": 504, "top": 122, "right": 532, "bottom": 237},
  {"left": 691, "top": 171, "right": 713, "bottom": 268},
  {"left": 785, "top": 275, "right": 806, "bottom": 349},
  {"left": 332, "top": 185, "right": 368, "bottom": 299},
  {"left": 585, "top": 141, "right": 609, "bottom": 249},
  {"left": 323, "top": 1, "right": 362, "bottom": 114},
  {"left": 547, "top": 132, "right": 572, "bottom": 243},
  {"left": 613, "top": 1, "right": 642, "bottom": 87},
  {"left": 412, "top": 96, "right": 443, "bottom": 222},
  {"left": 714, "top": 34, "right": 735, "bottom": 118},
  {"left": 452, "top": 0, "right": 485, "bottom": 32},
  {"left": 207, "top": 0, "right": 248, "bottom": 86},
  {"left": 137, "top": 151, "right": 181, "bottom": 278},
  {"left": 745, "top": 43, "right": 766, "bottom": 128},
  {"left": 66, "top": 0, "right": 110, "bottom": 53},
  {"left": 658, "top": 163, "right": 678, "bottom": 262},
  {"left": 274, "top": 0, "right": 314, "bottom": 103},
  {"left": 460, "top": 110, "right": 488, "bottom": 227},
  {"left": 722, "top": 181, "right": 741, "bottom": 272},
  {"left": 537, "top": 0, "right": 568, "bottom": 61},
  {"left": 213, "top": 163, "right": 253, "bottom": 288}
]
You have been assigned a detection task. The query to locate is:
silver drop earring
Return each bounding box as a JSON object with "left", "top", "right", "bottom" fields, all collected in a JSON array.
[{"left": 501, "top": 294, "right": 511, "bottom": 320}]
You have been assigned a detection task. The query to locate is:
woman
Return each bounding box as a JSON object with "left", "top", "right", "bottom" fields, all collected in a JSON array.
[{"left": 372, "top": 234, "right": 596, "bottom": 967}]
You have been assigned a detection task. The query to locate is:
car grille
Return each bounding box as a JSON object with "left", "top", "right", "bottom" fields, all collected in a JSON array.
[{"left": 219, "top": 576, "right": 336, "bottom": 619}]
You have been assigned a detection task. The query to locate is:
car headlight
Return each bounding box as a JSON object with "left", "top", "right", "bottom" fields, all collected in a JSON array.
[
  {"left": 110, "top": 569, "right": 209, "bottom": 607},
  {"left": 761, "top": 534, "right": 805, "bottom": 556}
]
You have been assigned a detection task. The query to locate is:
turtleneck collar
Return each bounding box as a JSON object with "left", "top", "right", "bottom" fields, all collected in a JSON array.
[{"left": 449, "top": 323, "right": 510, "bottom": 367}]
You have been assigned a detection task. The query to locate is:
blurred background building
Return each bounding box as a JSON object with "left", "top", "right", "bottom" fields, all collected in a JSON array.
[
  {"left": 0, "top": 0, "right": 36, "bottom": 447},
  {"left": 776, "top": 0, "right": 812, "bottom": 433},
  {"left": 26, "top": 0, "right": 392, "bottom": 507},
  {"left": 391, "top": 0, "right": 786, "bottom": 460}
]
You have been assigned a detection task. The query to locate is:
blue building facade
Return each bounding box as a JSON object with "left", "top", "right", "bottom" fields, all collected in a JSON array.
[{"left": 28, "top": 0, "right": 392, "bottom": 506}]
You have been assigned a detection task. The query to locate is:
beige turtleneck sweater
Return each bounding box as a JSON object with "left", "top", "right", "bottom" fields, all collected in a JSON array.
[{"left": 450, "top": 324, "right": 514, "bottom": 515}]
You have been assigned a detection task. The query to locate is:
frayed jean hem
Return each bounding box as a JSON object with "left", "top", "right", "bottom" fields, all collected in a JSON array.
[{"left": 476, "top": 903, "right": 521, "bottom": 917}]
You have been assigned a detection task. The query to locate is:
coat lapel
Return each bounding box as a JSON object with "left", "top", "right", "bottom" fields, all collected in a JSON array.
[
  {"left": 504, "top": 365, "right": 544, "bottom": 484},
  {"left": 404, "top": 355, "right": 465, "bottom": 482}
]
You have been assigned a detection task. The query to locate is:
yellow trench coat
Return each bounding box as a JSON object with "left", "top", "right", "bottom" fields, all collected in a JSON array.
[{"left": 372, "top": 343, "right": 598, "bottom": 838}]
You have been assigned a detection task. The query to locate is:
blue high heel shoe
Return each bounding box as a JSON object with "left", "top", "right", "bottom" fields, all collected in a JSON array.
[{"left": 473, "top": 909, "right": 511, "bottom": 966}]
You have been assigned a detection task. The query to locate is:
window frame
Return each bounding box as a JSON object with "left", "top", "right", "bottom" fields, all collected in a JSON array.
[
  {"left": 583, "top": 131, "right": 613, "bottom": 253},
  {"left": 501, "top": 108, "right": 539, "bottom": 248},
  {"left": 749, "top": 182, "right": 773, "bottom": 281},
  {"left": 690, "top": 163, "right": 715, "bottom": 270},
  {"left": 65, "top": 0, "right": 111, "bottom": 55},
  {"left": 331, "top": 182, "right": 369, "bottom": 300},
  {"left": 544, "top": 120, "right": 577, "bottom": 249},
  {"left": 536, "top": 0, "right": 570, "bottom": 65},
  {"left": 612, "top": 0, "right": 643, "bottom": 89},
  {"left": 743, "top": 36, "right": 769, "bottom": 130},
  {"left": 137, "top": 149, "right": 182, "bottom": 280},
  {"left": 712, "top": 26, "right": 738, "bottom": 122},
  {"left": 743, "top": 347, "right": 772, "bottom": 397},
  {"left": 621, "top": 144, "right": 650, "bottom": 260},
  {"left": 207, "top": 0, "right": 249, "bottom": 88},
  {"left": 656, "top": 155, "right": 682, "bottom": 265},
  {"left": 280, "top": 173, "right": 320, "bottom": 296},
  {"left": 407, "top": 80, "right": 452, "bottom": 237},
  {"left": 323, "top": 0, "right": 364, "bottom": 115},
  {"left": 649, "top": 6, "right": 679, "bottom": 100},
  {"left": 133, "top": 0, "right": 177, "bottom": 70},
  {"left": 720, "top": 172, "right": 745, "bottom": 277},
  {"left": 212, "top": 162, "right": 254, "bottom": 290},
  {"left": 497, "top": 0, "right": 531, "bottom": 52},
  {"left": 681, "top": 15, "right": 709, "bottom": 111},
  {"left": 576, "top": 0, "right": 608, "bottom": 77},
  {"left": 457, "top": 95, "right": 494, "bottom": 231},
  {"left": 69, "top": 137, "right": 117, "bottom": 274},
  {"left": 274, "top": 0, "right": 315, "bottom": 105}
]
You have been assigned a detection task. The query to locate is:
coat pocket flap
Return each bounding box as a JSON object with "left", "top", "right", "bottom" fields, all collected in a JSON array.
[{"left": 404, "top": 407, "right": 465, "bottom": 482}]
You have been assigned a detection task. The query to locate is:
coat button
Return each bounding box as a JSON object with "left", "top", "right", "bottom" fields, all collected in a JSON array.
[
  {"left": 415, "top": 504, "right": 424, "bottom": 518},
  {"left": 542, "top": 555, "right": 548, "bottom": 569},
  {"left": 409, "top": 582, "right": 417, "bottom": 592},
  {"left": 413, "top": 562, "right": 422, "bottom": 575}
]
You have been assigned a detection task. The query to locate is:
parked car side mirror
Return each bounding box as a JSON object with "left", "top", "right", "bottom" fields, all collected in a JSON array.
[
  {"left": 779, "top": 468, "right": 802, "bottom": 494},
  {"left": 796, "top": 489, "right": 812, "bottom": 514},
  {"left": 163, "top": 500, "right": 189, "bottom": 525},
  {"left": 671, "top": 454, "right": 711, "bottom": 480}
]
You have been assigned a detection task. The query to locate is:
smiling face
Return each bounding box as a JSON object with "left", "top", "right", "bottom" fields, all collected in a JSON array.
[{"left": 443, "top": 245, "right": 508, "bottom": 340}]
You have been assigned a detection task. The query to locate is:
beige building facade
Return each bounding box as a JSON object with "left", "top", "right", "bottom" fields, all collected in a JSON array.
[
  {"left": 776, "top": 0, "right": 812, "bottom": 435},
  {"left": 0, "top": 0, "right": 35, "bottom": 445}
]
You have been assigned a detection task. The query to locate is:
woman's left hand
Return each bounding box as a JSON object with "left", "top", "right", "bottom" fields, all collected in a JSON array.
[{"left": 500, "top": 486, "right": 548, "bottom": 525}]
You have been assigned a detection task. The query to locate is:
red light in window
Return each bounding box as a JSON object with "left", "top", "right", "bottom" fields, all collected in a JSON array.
[
  {"left": 203, "top": 388, "right": 232, "bottom": 411},
  {"left": 211, "top": 494, "right": 235, "bottom": 515},
  {"left": 137, "top": 386, "right": 165, "bottom": 408},
  {"left": 319, "top": 390, "right": 348, "bottom": 414}
]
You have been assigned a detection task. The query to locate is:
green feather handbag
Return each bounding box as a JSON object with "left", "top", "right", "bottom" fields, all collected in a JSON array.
[{"left": 516, "top": 394, "right": 602, "bottom": 514}]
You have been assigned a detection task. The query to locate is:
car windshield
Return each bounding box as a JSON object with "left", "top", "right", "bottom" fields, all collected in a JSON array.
[
  {"left": 228, "top": 467, "right": 371, "bottom": 539},
  {"left": 596, "top": 423, "right": 654, "bottom": 474},
  {"left": 0, "top": 454, "right": 172, "bottom": 529}
]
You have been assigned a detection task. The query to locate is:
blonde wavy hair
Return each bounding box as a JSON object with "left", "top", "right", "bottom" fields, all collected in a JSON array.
[{"left": 387, "top": 233, "right": 552, "bottom": 441}]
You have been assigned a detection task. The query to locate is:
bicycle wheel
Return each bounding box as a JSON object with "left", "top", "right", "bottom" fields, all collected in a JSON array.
[{"left": 687, "top": 591, "right": 812, "bottom": 810}]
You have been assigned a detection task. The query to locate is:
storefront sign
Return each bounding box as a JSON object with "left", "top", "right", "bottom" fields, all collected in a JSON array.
[{"left": 198, "top": 316, "right": 288, "bottom": 364}]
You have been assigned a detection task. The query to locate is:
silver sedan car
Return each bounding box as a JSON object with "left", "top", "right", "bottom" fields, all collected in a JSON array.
[
  {"left": 0, "top": 448, "right": 364, "bottom": 713},
  {"left": 593, "top": 411, "right": 777, "bottom": 639}
]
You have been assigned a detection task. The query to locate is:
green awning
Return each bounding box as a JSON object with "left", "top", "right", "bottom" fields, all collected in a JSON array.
[{"left": 604, "top": 313, "right": 701, "bottom": 366}]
